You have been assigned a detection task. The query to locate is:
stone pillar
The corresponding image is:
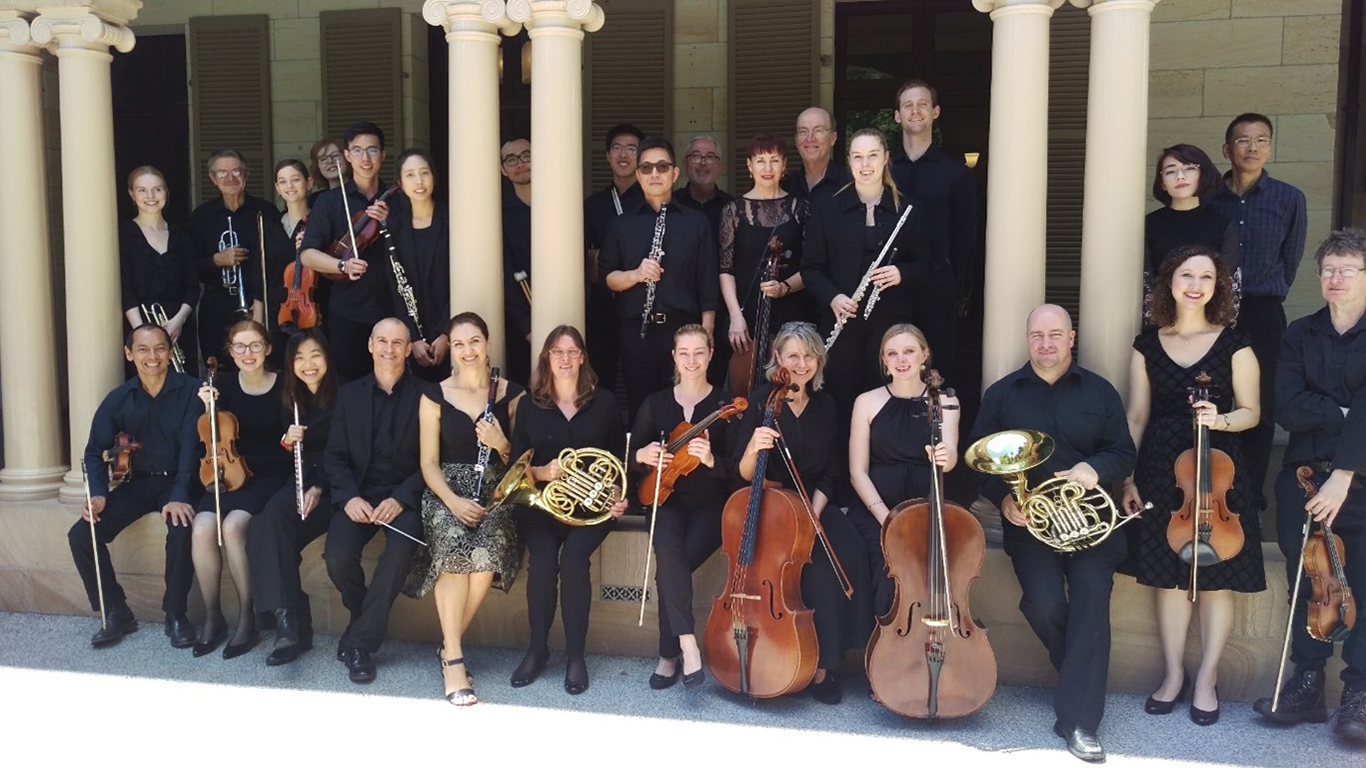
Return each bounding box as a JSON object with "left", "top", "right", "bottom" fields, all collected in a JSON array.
[
  {"left": 31, "top": 2, "right": 137, "bottom": 503},
  {"left": 424, "top": 0, "right": 519, "bottom": 367},
  {"left": 1073, "top": 0, "right": 1159, "bottom": 398},
  {"left": 973, "top": 0, "right": 1062, "bottom": 389},
  {"left": 508, "top": 0, "right": 603, "bottom": 351},
  {"left": 0, "top": 12, "right": 66, "bottom": 500}
]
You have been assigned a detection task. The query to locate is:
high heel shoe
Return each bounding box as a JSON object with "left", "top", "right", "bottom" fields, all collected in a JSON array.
[
  {"left": 192, "top": 617, "right": 227, "bottom": 658},
  {"left": 510, "top": 647, "right": 549, "bottom": 688},
  {"left": 1190, "top": 686, "right": 1220, "bottom": 726},
  {"left": 440, "top": 651, "right": 477, "bottom": 706},
  {"left": 222, "top": 631, "right": 259, "bottom": 660},
  {"left": 649, "top": 657, "right": 681, "bottom": 690},
  {"left": 1144, "top": 675, "right": 1191, "bottom": 715}
]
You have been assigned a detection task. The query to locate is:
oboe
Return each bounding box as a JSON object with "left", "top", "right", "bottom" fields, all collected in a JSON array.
[
  {"left": 639, "top": 205, "right": 667, "bottom": 339},
  {"left": 473, "top": 367, "right": 501, "bottom": 502},
  {"left": 825, "top": 202, "right": 914, "bottom": 350},
  {"left": 385, "top": 223, "right": 423, "bottom": 338}
]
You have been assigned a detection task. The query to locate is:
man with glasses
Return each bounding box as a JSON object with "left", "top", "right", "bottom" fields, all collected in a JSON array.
[
  {"left": 1257, "top": 229, "right": 1366, "bottom": 745},
  {"left": 300, "top": 121, "right": 397, "bottom": 382},
  {"left": 585, "top": 123, "right": 647, "bottom": 396},
  {"left": 783, "top": 107, "right": 849, "bottom": 205},
  {"left": 501, "top": 137, "right": 534, "bottom": 384},
  {"left": 1208, "top": 112, "right": 1309, "bottom": 513},
  {"left": 674, "top": 135, "right": 732, "bottom": 238},
  {"left": 189, "top": 148, "right": 276, "bottom": 372},
  {"left": 602, "top": 137, "right": 719, "bottom": 419}
]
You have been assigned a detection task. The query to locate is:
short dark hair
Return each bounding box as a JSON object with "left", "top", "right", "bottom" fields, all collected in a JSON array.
[
  {"left": 636, "top": 137, "right": 675, "bottom": 164},
  {"left": 1147, "top": 245, "right": 1236, "bottom": 328},
  {"left": 748, "top": 133, "right": 787, "bottom": 158},
  {"left": 1151, "top": 144, "right": 1221, "bottom": 205},
  {"left": 125, "top": 323, "right": 171, "bottom": 349},
  {"left": 344, "top": 121, "right": 385, "bottom": 149},
  {"left": 1313, "top": 228, "right": 1366, "bottom": 269},
  {"left": 896, "top": 79, "right": 939, "bottom": 108},
  {"left": 1223, "top": 112, "right": 1273, "bottom": 145},
  {"left": 604, "top": 123, "right": 644, "bottom": 152}
]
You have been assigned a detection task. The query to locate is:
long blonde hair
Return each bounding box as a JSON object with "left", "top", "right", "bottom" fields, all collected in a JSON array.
[{"left": 842, "top": 127, "right": 902, "bottom": 211}]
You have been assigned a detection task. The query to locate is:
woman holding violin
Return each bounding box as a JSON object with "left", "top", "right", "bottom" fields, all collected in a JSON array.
[
  {"left": 1120, "top": 245, "right": 1263, "bottom": 725},
  {"left": 121, "top": 165, "right": 199, "bottom": 374},
  {"left": 728, "top": 321, "right": 870, "bottom": 704},
  {"left": 631, "top": 324, "right": 739, "bottom": 690},
  {"left": 191, "top": 319, "right": 291, "bottom": 658},
  {"left": 267, "top": 159, "right": 317, "bottom": 362},
  {"left": 387, "top": 148, "right": 451, "bottom": 383}
]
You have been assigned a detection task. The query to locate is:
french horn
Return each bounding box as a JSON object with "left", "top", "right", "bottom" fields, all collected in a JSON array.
[{"left": 491, "top": 447, "right": 627, "bottom": 527}]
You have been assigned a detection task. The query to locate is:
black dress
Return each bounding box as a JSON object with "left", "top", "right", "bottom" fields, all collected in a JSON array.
[
  {"left": 196, "top": 372, "right": 290, "bottom": 515},
  {"left": 719, "top": 196, "right": 812, "bottom": 331},
  {"left": 1121, "top": 328, "right": 1265, "bottom": 592},
  {"left": 1143, "top": 205, "right": 1243, "bottom": 323},
  {"left": 119, "top": 219, "right": 200, "bottom": 372}
]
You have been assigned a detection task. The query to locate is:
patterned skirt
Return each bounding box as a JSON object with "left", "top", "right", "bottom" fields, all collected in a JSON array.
[{"left": 403, "top": 461, "right": 522, "bottom": 598}]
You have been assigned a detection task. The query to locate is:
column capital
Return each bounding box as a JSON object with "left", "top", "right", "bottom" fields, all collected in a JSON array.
[
  {"left": 1068, "top": 0, "right": 1159, "bottom": 12},
  {"left": 31, "top": 3, "right": 137, "bottom": 54},
  {"left": 423, "top": 0, "right": 522, "bottom": 37},
  {"left": 0, "top": 10, "right": 39, "bottom": 55},
  {"left": 507, "top": 0, "right": 604, "bottom": 34},
  {"left": 972, "top": 0, "right": 1064, "bottom": 18}
]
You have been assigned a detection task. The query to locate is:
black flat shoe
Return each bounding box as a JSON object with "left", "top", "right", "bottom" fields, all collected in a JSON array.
[
  {"left": 1144, "top": 676, "right": 1191, "bottom": 715},
  {"left": 683, "top": 667, "right": 706, "bottom": 690},
  {"left": 510, "top": 647, "right": 549, "bottom": 688},
  {"left": 90, "top": 605, "right": 138, "bottom": 648},
  {"left": 343, "top": 647, "right": 376, "bottom": 684},
  {"left": 564, "top": 657, "right": 589, "bottom": 696},
  {"left": 811, "top": 673, "right": 842, "bottom": 705},
  {"left": 223, "top": 632, "right": 260, "bottom": 660},
  {"left": 1190, "top": 686, "right": 1220, "bottom": 726},
  {"left": 163, "top": 613, "right": 196, "bottom": 649},
  {"left": 649, "top": 657, "right": 680, "bottom": 690},
  {"left": 192, "top": 619, "right": 227, "bottom": 658}
]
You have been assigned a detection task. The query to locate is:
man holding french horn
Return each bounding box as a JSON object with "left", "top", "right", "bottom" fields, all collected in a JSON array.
[{"left": 967, "top": 304, "right": 1137, "bottom": 764}]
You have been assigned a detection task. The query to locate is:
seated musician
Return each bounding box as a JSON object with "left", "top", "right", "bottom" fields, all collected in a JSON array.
[
  {"left": 729, "top": 321, "right": 871, "bottom": 704},
  {"left": 967, "top": 304, "right": 1136, "bottom": 763},
  {"left": 847, "top": 324, "right": 957, "bottom": 618},
  {"left": 508, "top": 326, "right": 629, "bottom": 695},
  {"left": 1255, "top": 228, "right": 1366, "bottom": 745},
  {"left": 68, "top": 324, "right": 200, "bottom": 648},
  {"left": 631, "top": 324, "right": 737, "bottom": 691},
  {"left": 322, "top": 318, "right": 427, "bottom": 684}
]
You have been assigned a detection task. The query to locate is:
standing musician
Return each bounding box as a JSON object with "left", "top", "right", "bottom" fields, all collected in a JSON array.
[
  {"left": 191, "top": 320, "right": 290, "bottom": 658},
  {"left": 602, "top": 137, "right": 720, "bottom": 420},
  {"left": 501, "top": 138, "right": 534, "bottom": 386},
  {"left": 299, "top": 122, "right": 397, "bottom": 383},
  {"left": 188, "top": 148, "right": 274, "bottom": 370},
  {"left": 967, "top": 304, "right": 1137, "bottom": 762},
  {"left": 121, "top": 166, "right": 199, "bottom": 374},
  {"left": 729, "top": 322, "right": 871, "bottom": 704},
  {"left": 387, "top": 148, "right": 451, "bottom": 383},
  {"left": 1255, "top": 228, "right": 1366, "bottom": 744},
  {"left": 406, "top": 313, "right": 525, "bottom": 706},
  {"left": 584, "top": 123, "right": 646, "bottom": 396},
  {"left": 783, "top": 107, "right": 850, "bottom": 206},
  {"left": 508, "top": 326, "right": 629, "bottom": 695},
  {"left": 68, "top": 324, "right": 200, "bottom": 649},
  {"left": 269, "top": 159, "right": 315, "bottom": 364},
  {"left": 847, "top": 324, "right": 957, "bottom": 618},
  {"left": 674, "top": 135, "right": 733, "bottom": 238},
  {"left": 1119, "top": 246, "right": 1263, "bottom": 725},
  {"left": 307, "top": 137, "right": 343, "bottom": 206},
  {"left": 322, "top": 318, "right": 427, "bottom": 684},
  {"left": 245, "top": 328, "right": 338, "bottom": 666},
  {"left": 631, "top": 324, "right": 737, "bottom": 691}
]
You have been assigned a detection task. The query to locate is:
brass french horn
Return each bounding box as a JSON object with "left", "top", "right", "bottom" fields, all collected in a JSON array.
[{"left": 491, "top": 447, "right": 627, "bottom": 527}]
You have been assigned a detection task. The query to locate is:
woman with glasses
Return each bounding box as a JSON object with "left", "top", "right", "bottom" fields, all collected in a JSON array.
[
  {"left": 1144, "top": 144, "right": 1240, "bottom": 319},
  {"left": 387, "top": 148, "right": 451, "bottom": 383},
  {"left": 191, "top": 319, "right": 291, "bottom": 659},
  {"left": 307, "top": 137, "right": 343, "bottom": 206},
  {"left": 120, "top": 165, "right": 200, "bottom": 375}
]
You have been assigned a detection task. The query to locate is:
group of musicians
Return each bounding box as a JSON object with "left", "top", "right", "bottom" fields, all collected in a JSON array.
[{"left": 82, "top": 89, "right": 1363, "bottom": 759}]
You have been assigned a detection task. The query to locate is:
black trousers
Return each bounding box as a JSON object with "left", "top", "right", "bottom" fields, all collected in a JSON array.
[
  {"left": 199, "top": 294, "right": 245, "bottom": 372},
  {"left": 1274, "top": 466, "right": 1366, "bottom": 685},
  {"left": 67, "top": 476, "right": 194, "bottom": 616},
  {"left": 801, "top": 507, "right": 873, "bottom": 670},
  {"left": 504, "top": 326, "right": 532, "bottom": 389},
  {"left": 651, "top": 495, "right": 724, "bottom": 658},
  {"left": 1235, "top": 296, "right": 1285, "bottom": 509},
  {"left": 906, "top": 266, "right": 958, "bottom": 383},
  {"left": 586, "top": 285, "right": 620, "bottom": 396},
  {"left": 619, "top": 314, "right": 699, "bottom": 422},
  {"left": 322, "top": 491, "right": 421, "bottom": 653},
  {"left": 516, "top": 507, "right": 614, "bottom": 659},
  {"left": 1006, "top": 527, "right": 1126, "bottom": 731},
  {"left": 247, "top": 483, "right": 332, "bottom": 614},
  {"left": 327, "top": 314, "right": 377, "bottom": 384},
  {"left": 847, "top": 502, "right": 895, "bottom": 620}
]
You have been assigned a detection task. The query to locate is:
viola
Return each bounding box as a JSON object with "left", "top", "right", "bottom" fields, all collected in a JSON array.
[
  {"left": 637, "top": 397, "right": 748, "bottom": 506},
  {"left": 101, "top": 432, "right": 142, "bottom": 488},
  {"left": 197, "top": 357, "right": 252, "bottom": 493},
  {"left": 322, "top": 184, "right": 400, "bottom": 280},
  {"left": 1167, "top": 371, "right": 1243, "bottom": 601},
  {"left": 1296, "top": 467, "right": 1357, "bottom": 643},
  {"left": 727, "top": 233, "right": 782, "bottom": 398},
  {"left": 865, "top": 370, "right": 996, "bottom": 719}
]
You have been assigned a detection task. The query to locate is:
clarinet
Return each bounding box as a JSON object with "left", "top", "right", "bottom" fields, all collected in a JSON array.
[
  {"left": 473, "top": 367, "right": 501, "bottom": 502},
  {"left": 384, "top": 223, "right": 424, "bottom": 338},
  {"left": 639, "top": 205, "right": 667, "bottom": 339}
]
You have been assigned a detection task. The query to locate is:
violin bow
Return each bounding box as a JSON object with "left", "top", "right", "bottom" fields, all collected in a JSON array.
[
  {"left": 80, "top": 459, "right": 106, "bottom": 630},
  {"left": 206, "top": 358, "right": 223, "bottom": 546},
  {"left": 1270, "top": 467, "right": 1322, "bottom": 713},
  {"left": 335, "top": 157, "right": 362, "bottom": 279},
  {"left": 258, "top": 211, "right": 269, "bottom": 331},
  {"left": 639, "top": 430, "right": 668, "bottom": 627}
]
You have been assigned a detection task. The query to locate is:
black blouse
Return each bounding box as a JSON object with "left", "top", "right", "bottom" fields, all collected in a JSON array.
[
  {"left": 286, "top": 388, "right": 333, "bottom": 491},
  {"left": 720, "top": 196, "right": 811, "bottom": 328},
  {"left": 630, "top": 386, "right": 738, "bottom": 502},
  {"left": 426, "top": 381, "right": 525, "bottom": 465},
  {"left": 119, "top": 220, "right": 199, "bottom": 315},
  {"left": 389, "top": 204, "right": 451, "bottom": 344},
  {"left": 511, "top": 387, "right": 626, "bottom": 469},
  {"left": 216, "top": 372, "right": 291, "bottom": 478},
  {"left": 1144, "top": 205, "right": 1241, "bottom": 278},
  {"left": 729, "top": 382, "right": 839, "bottom": 502}
]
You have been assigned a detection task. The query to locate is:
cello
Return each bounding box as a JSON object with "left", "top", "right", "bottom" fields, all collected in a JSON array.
[
  {"left": 865, "top": 369, "right": 996, "bottom": 719},
  {"left": 726, "top": 231, "right": 781, "bottom": 398},
  {"left": 1167, "top": 371, "right": 1243, "bottom": 602},
  {"left": 637, "top": 397, "right": 748, "bottom": 506}
]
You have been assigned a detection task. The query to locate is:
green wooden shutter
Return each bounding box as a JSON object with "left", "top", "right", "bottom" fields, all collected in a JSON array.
[
  {"left": 1044, "top": 4, "right": 1090, "bottom": 320},
  {"left": 187, "top": 15, "right": 273, "bottom": 204},
  {"left": 320, "top": 8, "right": 403, "bottom": 179},
  {"left": 584, "top": 0, "right": 673, "bottom": 192}
]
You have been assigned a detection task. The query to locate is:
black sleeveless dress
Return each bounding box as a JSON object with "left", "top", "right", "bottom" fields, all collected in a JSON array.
[
  {"left": 867, "top": 388, "right": 934, "bottom": 504},
  {"left": 1121, "top": 328, "right": 1265, "bottom": 592}
]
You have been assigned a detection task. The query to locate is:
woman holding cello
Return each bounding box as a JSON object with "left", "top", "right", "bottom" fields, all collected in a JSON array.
[{"left": 1120, "top": 244, "right": 1263, "bottom": 725}]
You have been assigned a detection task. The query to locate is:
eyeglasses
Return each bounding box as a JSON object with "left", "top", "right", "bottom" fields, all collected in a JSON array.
[
  {"left": 502, "top": 151, "right": 532, "bottom": 167},
  {"left": 211, "top": 168, "right": 245, "bottom": 180},
  {"left": 230, "top": 341, "right": 266, "bottom": 354},
  {"left": 347, "top": 147, "right": 383, "bottom": 159},
  {"left": 1161, "top": 164, "right": 1199, "bottom": 180},
  {"left": 1232, "top": 137, "right": 1271, "bottom": 150},
  {"left": 1319, "top": 266, "right": 1362, "bottom": 279},
  {"left": 638, "top": 161, "right": 675, "bottom": 175},
  {"left": 609, "top": 143, "right": 639, "bottom": 155},
  {"left": 686, "top": 152, "right": 721, "bottom": 165},
  {"left": 549, "top": 349, "right": 583, "bottom": 360},
  {"left": 796, "top": 128, "right": 830, "bottom": 140}
]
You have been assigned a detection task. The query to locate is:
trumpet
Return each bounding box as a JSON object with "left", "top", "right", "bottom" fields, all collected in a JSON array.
[
  {"left": 140, "top": 302, "right": 187, "bottom": 373},
  {"left": 219, "top": 218, "right": 248, "bottom": 317},
  {"left": 491, "top": 443, "right": 629, "bottom": 527}
]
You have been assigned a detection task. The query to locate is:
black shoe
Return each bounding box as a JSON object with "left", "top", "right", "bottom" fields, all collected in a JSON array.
[
  {"left": 564, "top": 657, "right": 589, "bottom": 695},
  {"left": 343, "top": 647, "right": 376, "bottom": 684},
  {"left": 266, "top": 637, "right": 312, "bottom": 666},
  {"left": 274, "top": 608, "right": 301, "bottom": 647},
  {"left": 649, "top": 657, "right": 680, "bottom": 690},
  {"left": 266, "top": 608, "right": 313, "bottom": 666},
  {"left": 683, "top": 666, "right": 706, "bottom": 690},
  {"left": 1190, "top": 685, "right": 1220, "bottom": 726},
  {"left": 191, "top": 617, "right": 227, "bottom": 658},
  {"left": 440, "top": 652, "right": 477, "bottom": 706},
  {"left": 90, "top": 604, "right": 137, "bottom": 647},
  {"left": 223, "top": 632, "right": 260, "bottom": 660},
  {"left": 1335, "top": 683, "right": 1366, "bottom": 745},
  {"left": 811, "top": 672, "right": 842, "bottom": 705},
  {"left": 1253, "top": 668, "right": 1328, "bottom": 724},
  {"left": 1054, "top": 721, "right": 1105, "bottom": 763},
  {"left": 511, "top": 647, "right": 549, "bottom": 688},
  {"left": 163, "top": 613, "right": 196, "bottom": 649},
  {"left": 1144, "top": 675, "right": 1190, "bottom": 715}
]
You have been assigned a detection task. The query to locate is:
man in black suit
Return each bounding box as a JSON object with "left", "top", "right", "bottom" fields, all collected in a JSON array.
[{"left": 323, "top": 317, "right": 426, "bottom": 683}]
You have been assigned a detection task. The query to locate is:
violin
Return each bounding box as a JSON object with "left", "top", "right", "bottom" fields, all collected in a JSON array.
[
  {"left": 197, "top": 357, "right": 252, "bottom": 493},
  {"left": 1295, "top": 467, "right": 1357, "bottom": 642},
  {"left": 1167, "top": 371, "right": 1243, "bottom": 601},
  {"left": 637, "top": 397, "right": 748, "bottom": 506},
  {"left": 278, "top": 218, "right": 319, "bottom": 332},
  {"left": 322, "top": 184, "right": 400, "bottom": 280},
  {"left": 865, "top": 370, "right": 996, "bottom": 719},
  {"left": 101, "top": 432, "right": 142, "bottom": 488},
  {"left": 727, "top": 232, "right": 782, "bottom": 398}
]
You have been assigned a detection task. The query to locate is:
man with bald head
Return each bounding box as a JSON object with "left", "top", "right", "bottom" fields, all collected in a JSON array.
[
  {"left": 968, "top": 304, "right": 1136, "bottom": 763},
  {"left": 783, "top": 107, "right": 850, "bottom": 205},
  {"left": 323, "top": 317, "right": 426, "bottom": 684}
]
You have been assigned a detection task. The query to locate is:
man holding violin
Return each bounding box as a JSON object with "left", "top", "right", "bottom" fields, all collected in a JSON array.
[
  {"left": 1257, "top": 228, "right": 1366, "bottom": 745},
  {"left": 68, "top": 324, "right": 202, "bottom": 648}
]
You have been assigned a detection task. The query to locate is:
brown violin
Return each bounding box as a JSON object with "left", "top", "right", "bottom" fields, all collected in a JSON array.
[
  {"left": 637, "top": 397, "right": 748, "bottom": 506},
  {"left": 1167, "top": 371, "right": 1243, "bottom": 601},
  {"left": 197, "top": 357, "right": 252, "bottom": 493},
  {"left": 1296, "top": 467, "right": 1357, "bottom": 642},
  {"left": 322, "top": 184, "right": 400, "bottom": 279},
  {"left": 866, "top": 369, "right": 996, "bottom": 719},
  {"left": 278, "top": 218, "right": 319, "bottom": 332},
  {"left": 101, "top": 432, "right": 142, "bottom": 487},
  {"left": 726, "top": 232, "right": 782, "bottom": 398}
]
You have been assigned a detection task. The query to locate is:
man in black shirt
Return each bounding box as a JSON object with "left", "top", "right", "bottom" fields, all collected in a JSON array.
[
  {"left": 783, "top": 107, "right": 851, "bottom": 205},
  {"left": 969, "top": 304, "right": 1136, "bottom": 763},
  {"left": 322, "top": 317, "right": 426, "bottom": 683},
  {"left": 69, "top": 325, "right": 200, "bottom": 648},
  {"left": 584, "top": 124, "right": 646, "bottom": 396},
  {"left": 1256, "top": 229, "right": 1366, "bottom": 744},
  {"left": 889, "top": 80, "right": 978, "bottom": 380},
  {"left": 674, "top": 135, "right": 732, "bottom": 238},
  {"left": 501, "top": 137, "right": 533, "bottom": 385},
  {"left": 602, "top": 137, "right": 719, "bottom": 419},
  {"left": 301, "top": 121, "right": 397, "bottom": 383}
]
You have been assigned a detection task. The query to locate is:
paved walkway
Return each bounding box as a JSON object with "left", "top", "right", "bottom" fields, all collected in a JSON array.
[{"left": 1, "top": 611, "right": 1356, "bottom": 766}]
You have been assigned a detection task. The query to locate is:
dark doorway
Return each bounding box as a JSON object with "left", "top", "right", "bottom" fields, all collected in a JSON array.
[
  {"left": 1338, "top": 0, "right": 1365, "bottom": 227},
  {"left": 112, "top": 34, "right": 190, "bottom": 222},
  {"left": 427, "top": 25, "right": 532, "bottom": 181}
]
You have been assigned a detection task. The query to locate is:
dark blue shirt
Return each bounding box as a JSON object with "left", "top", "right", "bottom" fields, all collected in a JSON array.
[
  {"left": 84, "top": 372, "right": 201, "bottom": 503},
  {"left": 1206, "top": 170, "right": 1307, "bottom": 299},
  {"left": 1276, "top": 307, "right": 1366, "bottom": 474}
]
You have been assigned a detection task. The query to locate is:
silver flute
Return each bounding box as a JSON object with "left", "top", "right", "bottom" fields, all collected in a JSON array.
[
  {"left": 218, "top": 218, "right": 248, "bottom": 316},
  {"left": 384, "top": 223, "right": 423, "bottom": 338},
  {"left": 639, "top": 205, "right": 667, "bottom": 339},
  {"left": 825, "top": 202, "right": 914, "bottom": 350},
  {"left": 473, "top": 367, "right": 501, "bottom": 503},
  {"left": 140, "top": 302, "right": 187, "bottom": 373},
  {"left": 291, "top": 399, "right": 305, "bottom": 519}
]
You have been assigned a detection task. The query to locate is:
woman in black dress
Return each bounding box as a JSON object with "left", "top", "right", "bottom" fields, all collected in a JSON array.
[
  {"left": 730, "top": 321, "right": 871, "bottom": 704},
  {"left": 192, "top": 319, "right": 290, "bottom": 658},
  {"left": 389, "top": 148, "right": 451, "bottom": 383},
  {"left": 632, "top": 324, "right": 736, "bottom": 690},
  {"left": 1121, "top": 245, "right": 1263, "bottom": 725},
  {"left": 847, "top": 323, "right": 958, "bottom": 618},
  {"left": 408, "top": 312, "right": 525, "bottom": 705},
  {"left": 1144, "top": 144, "right": 1240, "bottom": 317},
  {"left": 509, "top": 326, "right": 629, "bottom": 695},
  {"left": 245, "top": 328, "right": 338, "bottom": 666},
  {"left": 121, "top": 166, "right": 199, "bottom": 373}
]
